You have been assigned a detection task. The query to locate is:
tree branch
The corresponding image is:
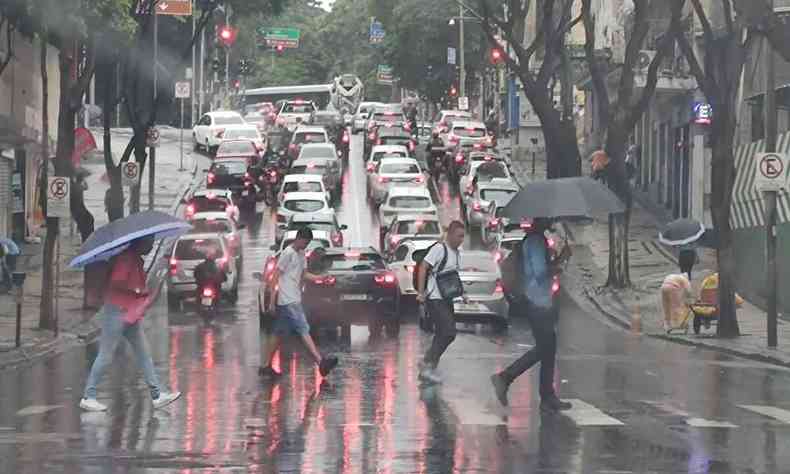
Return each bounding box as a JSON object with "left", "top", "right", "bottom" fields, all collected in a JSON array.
[
  {"left": 690, "top": 0, "right": 715, "bottom": 45},
  {"left": 673, "top": 1, "right": 712, "bottom": 97},
  {"left": 626, "top": 29, "right": 675, "bottom": 129},
  {"left": 582, "top": 0, "right": 610, "bottom": 130},
  {"left": 70, "top": 40, "right": 96, "bottom": 109},
  {"left": 0, "top": 19, "right": 14, "bottom": 77},
  {"left": 722, "top": 0, "right": 734, "bottom": 35},
  {"left": 733, "top": 0, "right": 790, "bottom": 63}
]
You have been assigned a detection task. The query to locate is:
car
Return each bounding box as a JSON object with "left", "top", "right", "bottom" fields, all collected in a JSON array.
[
  {"left": 276, "top": 229, "right": 335, "bottom": 252},
  {"left": 275, "top": 191, "right": 333, "bottom": 243},
  {"left": 374, "top": 126, "right": 417, "bottom": 155},
  {"left": 365, "top": 108, "right": 408, "bottom": 154},
  {"left": 284, "top": 212, "right": 347, "bottom": 247},
  {"left": 367, "top": 157, "right": 426, "bottom": 205},
  {"left": 167, "top": 232, "right": 240, "bottom": 309},
  {"left": 433, "top": 110, "right": 473, "bottom": 146},
  {"left": 353, "top": 101, "right": 384, "bottom": 133},
  {"left": 365, "top": 145, "right": 410, "bottom": 174},
  {"left": 492, "top": 231, "right": 526, "bottom": 264},
  {"left": 459, "top": 162, "right": 515, "bottom": 207},
  {"left": 215, "top": 139, "right": 261, "bottom": 163},
  {"left": 416, "top": 122, "right": 435, "bottom": 146},
  {"left": 463, "top": 179, "right": 520, "bottom": 230},
  {"left": 448, "top": 141, "right": 496, "bottom": 180},
  {"left": 297, "top": 142, "right": 344, "bottom": 177},
  {"left": 278, "top": 173, "right": 331, "bottom": 204},
  {"left": 288, "top": 157, "right": 341, "bottom": 201},
  {"left": 219, "top": 125, "right": 266, "bottom": 153},
  {"left": 188, "top": 211, "right": 244, "bottom": 265},
  {"left": 388, "top": 239, "right": 436, "bottom": 302},
  {"left": 445, "top": 120, "right": 491, "bottom": 150},
  {"left": 206, "top": 158, "right": 257, "bottom": 211},
  {"left": 381, "top": 213, "right": 441, "bottom": 255},
  {"left": 193, "top": 111, "right": 246, "bottom": 154},
  {"left": 480, "top": 194, "right": 517, "bottom": 247},
  {"left": 303, "top": 247, "right": 401, "bottom": 336},
  {"left": 450, "top": 251, "right": 508, "bottom": 330},
  {"left": 491, "top": 220, "right": 561, "bottom": 263},
  {"left": 288, "top": 126, "right": 330, "bottom": 160},
  {"left": 277, "top": 99, "right": 317, "bottom": 130},
  {"left": 378, "top": 186, "right": 438, "bottom": 236},
  {"left": 184, "top": 188, "right": 239, "bottom": 221}
]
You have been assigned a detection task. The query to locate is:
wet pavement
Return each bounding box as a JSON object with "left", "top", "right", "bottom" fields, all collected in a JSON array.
[{"left": 0, "top": 136, "right": 789, "bottom": 473}]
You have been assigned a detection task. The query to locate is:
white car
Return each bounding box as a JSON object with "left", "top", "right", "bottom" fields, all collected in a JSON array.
[
  {"left": 219, "top": 124, "right": 266, "bottom": 152},
  {"left": 167, "top": 232, "right": 240, "bottom": 309},
  {"left": 278, "top": 99, "right": 317, "bottom": 130},
  {"left": 464, "top": 179, "right": 520, "bottom": 230},
  {"left": 365, "top": 144, "right": 409, "bottom": 172},
  {"left": 289, "top": 126, "right": 330, "bottom": 160},
  {"left": 445, "top": 120, "right": 491, "bottom": 150},
  {"left": 378, "top": 186, "right": 438, "bottom": 234},
  {"left": 193, "top": 111, "right": 246, "bottom": 153},
  {"left": 381, "top": 213, "right": 441, "bottom": 255},
  {"left": 388, "top": 239, "right": 436, "bottom": 300},
  {"left": 188, "top": 211, "right": 244, "bottom": 263},
  {"left": 185, "top": 188, "right": 239, "bottom": 222},
  {"left": 277, "top": 229, "right": 335, "bottom": 252},
  {"left": 460, "top": 162, "right": 515, "bottom": 205},
  {"left": 353, "top": 101, "right": 384, "bottom": 133},
  {"left": 298, "top": 142, "right": 344, "bottom": 176},
  {"left": 433, "top": 109, "right": 474, "bottom": 144},
  {"left": 367, "top": 157, "right": 426, "bottom": 204},
  {"left": 275, "top": 191, "right": 332, "bottom": 243},
  {"left": 278, "top": 174, "right": 330, "bottom": 204}
]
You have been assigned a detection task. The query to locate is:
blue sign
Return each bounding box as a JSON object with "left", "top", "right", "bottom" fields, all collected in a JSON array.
[
  {"left": 508, "top": 78, "right": 520, "bottom": 130},
  {"left": 369, "top": 20, "right": 385, "bottom": 44},
  {"left": 693, "top": 102, "right": 712, "bottom": 125}
]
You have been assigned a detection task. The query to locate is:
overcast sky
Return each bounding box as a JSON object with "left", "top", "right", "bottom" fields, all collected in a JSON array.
[{"left": 319, "top": 0, "right": 335, "bottom": 11}]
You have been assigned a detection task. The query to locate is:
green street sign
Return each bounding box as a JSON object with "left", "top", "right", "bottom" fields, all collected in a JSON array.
[
  {"left": 256, "top": 27, "right": 301, "bottom": 48},
  {"left": 377, "top": 65, "right": 394, "bottom": 85}
]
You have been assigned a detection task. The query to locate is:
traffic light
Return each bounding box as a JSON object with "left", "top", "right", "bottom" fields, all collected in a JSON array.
[
  {"left": 449, "top": 84, "right": 458, "bottom": 97},
  {"left": 211, "top": 57, "right": 221, "bottom": 72},
  {"left": 217, "top": 25, "right": 237, "bottom": 47},
  {"left": 239, "top": 59, "right": 253, "bottom": 76},
  {"left": 275, "top": 44, "right": 284, "bottom": 55},
  {"left": 233, "top": 79, "right": 241, "bottom": 89},
  {"left": 490, "top": 47, "right": 504, "bottom": 64}
]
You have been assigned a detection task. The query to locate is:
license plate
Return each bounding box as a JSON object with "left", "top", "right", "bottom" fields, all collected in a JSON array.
[
  {"left": 242, "top": 190, "right": 250, "bottom": 196},
  {"left": 201, "top": 297, "right": 213, "bottom": 306},
  {"left": 341, "top": 294, "right": 368, "bottom": 301},
  {"left": 455, "top": 303, "right": 484, "bottom": 313}
]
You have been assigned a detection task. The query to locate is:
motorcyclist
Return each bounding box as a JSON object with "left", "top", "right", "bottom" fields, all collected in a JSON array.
[
  {"left": 426, "top": 131, "right": 444, "bottom": 178},
  {"left": 194, "top": 247, "right": 227, "bottom": 296},
  {"left": 407, "top": 107, "right": 418, "bottom": 136}
]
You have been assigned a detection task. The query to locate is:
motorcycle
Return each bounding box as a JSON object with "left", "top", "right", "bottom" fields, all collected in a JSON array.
[
  {"left": 197, "top": 283, "right": 220, "bottom": 315},
  {"left": 261, "top": 165, "right": 281, "bottom": 207}
]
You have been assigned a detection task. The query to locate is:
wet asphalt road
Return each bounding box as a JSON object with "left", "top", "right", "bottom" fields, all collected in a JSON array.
[{"left": 1, "top": 136, "right": 790, "bottom": 473}]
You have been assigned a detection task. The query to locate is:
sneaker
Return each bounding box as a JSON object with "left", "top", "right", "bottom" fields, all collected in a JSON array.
[
  {"left": 490, "top": 373, "right": 510, "bottom": 407},
  {"left": 663, "top": 321, "right": 671, "bottom": 333},
  {"left": 79, "top": 398, "right": 108, "bottom": 412},
  {"left": 152, "top": 391, "right": 182, "bottom": 410},
  {"left": 540, "top": 395, "right": 572, "bottom": 412},
  {"left": 319, "top": 356, "right": 339, "bottom": 377},
  {"left": 258, "top": 366, "right": 282, "bottom": 378},
  {"left": 418, "top": 364, "right": 442, "bottom": 385}
]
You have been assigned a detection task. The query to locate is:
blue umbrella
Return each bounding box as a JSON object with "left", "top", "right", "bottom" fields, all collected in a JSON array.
[
  {"left": 0, "top": 238, "right": 20, "bottom": 256},
  {"left": 69, "top": 210, "right": 191, "bottom": 268}
]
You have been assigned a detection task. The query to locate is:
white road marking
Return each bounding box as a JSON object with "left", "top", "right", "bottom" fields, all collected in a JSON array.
[
  {"left": 640, "top": 400, "right": 690, "bottom": 417},
  {"left": 738, "top": 404, "right": 790, "bottom": 423},
  {"left": 686, "top": 418, "right": 738, "bottom": 428},
  {"left": 16, "top": 405, "right": 63, "bottom": 417},
  {"left": 349, "top": 136, "right": 365, "bottom": 246},
  {"left": 562, "top": 399, "right": 624, "bottom": 426},
  {"left": 444, "top": 391, "right": 505, "bottom": 426}
]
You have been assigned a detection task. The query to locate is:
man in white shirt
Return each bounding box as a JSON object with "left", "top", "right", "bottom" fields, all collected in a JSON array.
[
  {"left": 260, "top": 227, "right": 339, "bottom": 379},
  {"left": 416, "top": 220, "right": 466, "bottom": 384}
]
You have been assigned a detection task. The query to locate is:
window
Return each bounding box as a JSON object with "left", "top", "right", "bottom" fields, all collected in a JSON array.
[
  {"left": 217, "top": 141, "right": 256, "bottom": 155},
  {"left": 459, "top": 254, "right": 498, "bottom": 273},
  {"left": 283, "top": 200, "right": 325, "bottom": 212},
  {"left": 283, "top": 103, "right": 316, "bottom": 114},
  {"left": 283, "top": 181, "right": 323, "bottom": 193},
  {"left": 214, "top": 115, "right": 244, "bottom": 125},
  {"left": 191, "top": 219, "right": 232, "bottom": 233},
  {"left": 480, "top": 189, "right": 516, "bottom": 202},
  {"left": 192, "top": 196, "right": 230, "bottom": 212},
  {"left": 175, "top": 239, "right": 222, "bottom": 260},
  {"left": 475, "top": 163, "right": 508, "bottom": 180},
  {"left": 211, "top": 161, "right": 247, "bottom": 175},
  {"left": 390, "top": 196, "right": 430, "bottom": 208},
  {"left": 223, "top": 129, "right": 259, "bottom": 140},
  {"left": 380, "top": 162, "right": 420, "bottom": 174},
  {"left": 373, "top": 152, "right": 406, "bottom": 162},
  {"left": 393, "top": 245, "right": 409, "bottom": 262},
  {"left": 293, "top": 133, "right": 327, "bottom": 144},
  {"left": 299, "top": 146, "right": 334, "bottom": 159},
  {"left": 453, "top": 127, "right": 486, "bottom": 138},
  {"left": 396, "top": 220, "right": 440, "bottom": 235},
  {"left": 321, "top": 253, "right": 386, "bottom": 271}
]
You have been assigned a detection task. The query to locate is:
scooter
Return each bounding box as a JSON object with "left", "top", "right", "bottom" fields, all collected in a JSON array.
[{"left": 196, "top": 283, "right": 219, "bottom": 317}]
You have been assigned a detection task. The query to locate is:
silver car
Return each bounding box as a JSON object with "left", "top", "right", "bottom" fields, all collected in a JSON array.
[
  {"left": 381, "top": 213, "right": 441, "bottom": 255},
  {"left": 167, "top": 232, "right": 240, "bottom": 309},
  {"left": 453, "top": 251, "right": 508, "bottom": 330},
  {"left": 464, "top": 180, "right": 520, "bottom": 231},
  {"left": 367, "top": 157, "right": 427, "bottom": 204},
  {"left": 389, "top": 239, "right": 436, "bottom": 301},
  {"left": 353, "top": 101, "right": 384, "bottom": 133}
]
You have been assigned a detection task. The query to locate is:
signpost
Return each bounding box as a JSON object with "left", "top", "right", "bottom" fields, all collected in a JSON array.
[
  {"left": 122, "top": 161, "right": 141, "bottom": 188},
  {"left": 146, "top": 127, "right": 160, "bottom": 148},
  {"left": 369, "top": 19, "right": 385, "bottom": 44},
  {"left": 154, "top": 0, "right": 192, "bottom": 16},
  {"left": 447, "top": 47, "right": 456, "bottom": 65},
  {"left": 458, "top": 96, "right": 469, "bottom": 111},
  {"left": 257, "top": 27, "right": 301, "bottom": 49},
  {"left": 377, "top": 65, "right": 394, "bottom": 85},
  {"left": 175, "top": 81, "right": 191, "bottom": 171},
  {"left": 754, "top": 152, "right": 788, "bottom": 192},
  {"left": 47, "top": 177, "right": 70, "bottom": 219}
]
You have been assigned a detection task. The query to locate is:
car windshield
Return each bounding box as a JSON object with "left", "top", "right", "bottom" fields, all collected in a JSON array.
[
  {"left": 174, "top": 239, "right": 222, "bottom": 260},
  {"left": 283, "top": 239, "right": 329, "bottom": 251},
  {"left": 381, "top": 138, "right": 410, "bottom": 146},
  {"left": 192, "top": 196, "right": 230, "bottom": 212},
  {"left": 476, "top": 163, "right": 508, "bottom": 180},
  {"left": 453, "top": 127, "right": 486, "bottom": 138},
  {"left": 191, "top": 219, "right": 232, "bottom": 233},
  {"left": 283, "top": 199, "right": 324, "bottom": 212},
  {"left": 299, "top": 147, "right": 334, "bottom": 158},
  {"left": 312, "top": 115, "right": 338, "bottom": 125},
  {"left": 389, "top": 196, "right": 430, "bottom": 208},
  {"left": 322, "top": 253, "right": 386, "bottom": 271},
  {"left": 289, "top": 221, "right": 334, "bottom": 233},
  {"left": 481, "top": 189, "right": 516, "bottom": 202},
  {"left": 223, "top": 129, "right": 259, "bottom": 140},
  {"left": 381, "top": 162, "right": 419, "bottom": 174},
  {"left": 459, "top": 254, "right": 498, "bottom": 273},
  {"left": 214, "top": 115, "right": 244, "bottom": 125},
  {"left": 244, "top": 115, "right": 266, "bottom": 124},
  {"left": 373, "top": 113, "right": 400, "bottom": 123},
  {"left": 290, "top": 165, "right": 327, "bottom": 175},
  {"left": 293, "top": 133, "right": 326, "bottom": 144},
  {"left": 396, "top": 220, "right": 440, "bottom": 235},
  {"left": 283, "top": 181, "right": 322, "bottom": 193},
  {"left": 283, "top": 103, "right": 315, "bottom": 113},
  {"left": 373, "top": 152, "right": 406, "bottom": 161},
  {"left": 212, "top": 161, "right": 247, "bottom": 175},
  {"left": 217, "top": 141, "right": 256, "bottom": 155}
]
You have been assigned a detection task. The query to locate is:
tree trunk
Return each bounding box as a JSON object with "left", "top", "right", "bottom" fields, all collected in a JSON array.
[
  {"left": 531, "top": 97, "right": 582, "bottom": 179},
  {"left": 605, "top": 122, "right": 633, "bottom": 288},
  {"left": 102, "top": 59, "right": 124, "bottom": 222},
  {"left": 38, "top": 33, "right": 53, "bottom": 330}
]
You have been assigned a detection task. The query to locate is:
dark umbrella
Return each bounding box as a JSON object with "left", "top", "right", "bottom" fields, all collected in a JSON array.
[
  {"left": 659, "top": 218, "right": 705, "bottom": 246},
  {"left": 500, "top": 177, "right": 625, "bottom": 220},
  {"left": 69, "top": 210, "right": 191, "bottom": 268}
]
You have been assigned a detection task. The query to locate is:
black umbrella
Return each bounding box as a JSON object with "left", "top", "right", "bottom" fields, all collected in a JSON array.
[
  {"left": 500, "top": 177, "right": 625, "bottom": 220},
  {"left": 659, "top": 218, "right": 705, "bottom": 246}
]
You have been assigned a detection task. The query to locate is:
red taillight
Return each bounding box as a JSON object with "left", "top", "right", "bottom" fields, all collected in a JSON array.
[
  {"left": 368, "top": 132, "right": 376, "bottom": 140},
  {"left": 215, "top": 129, "right": 225, "bottom": 138},
  {"left": 494, "top": 279, "right": 504, "bottom": 294},
  {"left": 488, "top": 218, "right": 500, "bottom": 229},
  {"left": 414, "top": 175, "right": 424, "bottom": 184},
  {"left": 378, "top": 176, "right": 390, "bottom": 183},
  {"left": 374, "top": 272, "right": 397, "bottom": 287},
  {"left": 269, "top": 170, "right": 277, "bottom": 177},
  {"left": 366, "top": 162, "right": 375, "bottom": 172},
  {"left": 406, "top": 264, "right": 415, "bottom": 273},
  {"left": 494, "top": 251, "right": 503, "bottom": 263},
  {"left": 344, "top": 251, "right": 361, "bottom": 258},
  {"left": 207, "top": 173, "right": 215, "bottom": 184},
  {"left": 342, "top": 133, "right": 350, "bottom": 143},
  {"left": 332, "top": 233, "right": 342, "bottom": 245},
  {"left": 186, "top": 204, "right": 195, "bottom": 216},
  {"left": 315, "top": 275, "right": 336, "bottom": 286},
  {"left": 408, "top": 141, "right": 415, "bottom": 151},
  {"left": 547, "top": 237, "right": 556, "bottom": 249},
  {"left": 244, "top": 172, "right": 251, "bottom": 179},
  {"left": 473, "top": 202, "right": 482, "bottom": 211},
  {"left": 484, "top": 155, "right": 493, "bottom": 161},
  {"left": 202, "top": 287, "right": 215, "bottom": 298},
  {"left": 169, "top": 258, "right": 178, "bottom": 275},
  {"left": 474, "top": 143, "right": 483, "bottom": 150},
  {"left": 520, "top": 220, "right": 533, "bottom": 230},
  {"left": 289, "top": 143, "right": 297, "bottom": 150},
  {"left": 390, "top": 235, "right": 400, "bottom": 246},
  {"left": 552, "top": 276, "right": 561, "bottom": 295},
  {"left": 455, "top": 154, "right": 464, "bottom": 164}
]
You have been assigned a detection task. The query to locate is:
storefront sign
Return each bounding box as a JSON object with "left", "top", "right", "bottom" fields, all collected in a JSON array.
[{"left": 693, "top": 102, "right": 712, "bottom": 125}]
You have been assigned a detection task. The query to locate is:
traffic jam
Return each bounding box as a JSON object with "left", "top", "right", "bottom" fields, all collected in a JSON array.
[{"left": 172, "top": 96, "right": 563, "bottom": 334}]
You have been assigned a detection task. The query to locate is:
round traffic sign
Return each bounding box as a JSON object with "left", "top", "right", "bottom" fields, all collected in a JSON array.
[
  {"left": 760, "top": 153, "right": 784, "bottom": 179},
  {"left": 123, "top": 162, "right": 138, "bottom": 179},
  {"left": 49, "top": 177, "right": 68, "bottom": 199}
]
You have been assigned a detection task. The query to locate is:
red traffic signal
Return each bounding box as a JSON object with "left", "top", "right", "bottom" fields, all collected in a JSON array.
[
  {"left": 449, "top": 85, "right": 458, "bottom": 97},
  {"left": 490, "top": 47, "right": 504, "bottom": 64},
  {"left": 275, "top": 44, "right": 284, "bottom": 54},
  {"left": 218, "top": 25, "right": 237, "bottom": 47}
]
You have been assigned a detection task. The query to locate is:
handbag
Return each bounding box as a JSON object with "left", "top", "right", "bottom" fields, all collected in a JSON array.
[{"left": 434, "top": 244, "right": 463, "bottom": 301}]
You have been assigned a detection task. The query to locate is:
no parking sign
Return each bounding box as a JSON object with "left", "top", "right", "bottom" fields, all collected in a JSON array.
[{"left": 122, "top": 161, "right": 140, "bottom": 187}]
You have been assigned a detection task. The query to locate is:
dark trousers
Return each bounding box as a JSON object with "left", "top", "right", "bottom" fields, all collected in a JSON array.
[
  {"left": 678, "top": 249, "right": 695, "bottom": 280},
  {"left": 423, "top": 299, "right": 456, "bottom": 368},
  {"left": 501, "top": 299, "right": 557, "bottom": 398}
]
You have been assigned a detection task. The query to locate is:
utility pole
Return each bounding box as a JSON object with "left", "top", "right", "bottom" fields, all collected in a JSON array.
[
  {"left": 191, "top": 0, "right": 197, "bottom": 124},
  {"left": 149, "top": 11, "right": 158, "bottom": 211},
  {"left": 764, "top": 0, "right": 778, "bottom": 348},
  {"left": 458, "top": 3, "right": 466, "bottom": 99},
  {"left": 199, "top": 26, "right": 206, "bottom": 116},
  {"left": 225, "top": 5, "right": 232, "bottom": 104}
]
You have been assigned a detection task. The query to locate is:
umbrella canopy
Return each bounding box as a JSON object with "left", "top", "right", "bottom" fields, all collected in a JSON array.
[
  {"left": 0, "top": 237, "right": 20, "bottom": 255},
  {"left": 659, "top": 218, "right": 705, "bottom": 246},
  {"left": 500, "top": 177, "right": 625, "bottom": 221},
  {"left": 69, "top": 210, "right": 191, "bottom": 268}
]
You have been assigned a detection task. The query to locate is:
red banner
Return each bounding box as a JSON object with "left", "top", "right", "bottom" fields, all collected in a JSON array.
[{"left": 72, "top": 127, "right": 97, "bottom": 166}]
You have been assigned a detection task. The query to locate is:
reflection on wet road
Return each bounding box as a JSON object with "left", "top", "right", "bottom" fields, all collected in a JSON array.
[{"left": 0, "top": 136, "right": 788, "bottom": 473}]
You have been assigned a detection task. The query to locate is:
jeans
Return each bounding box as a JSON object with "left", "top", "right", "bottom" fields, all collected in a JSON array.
[
  {"left": 83, "top": 304, "right": 161, "bottom": 400},
  {"left": 274, "top": 303, "right": 311, "bottom": 336},
  {"left": 500, "top": 299, "right": 557, "bottom": 398},
  {"left": 423, "top": 299, "right": 456, "bottom": 369}
]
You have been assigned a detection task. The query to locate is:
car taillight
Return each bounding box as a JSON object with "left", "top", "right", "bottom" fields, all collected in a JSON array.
[
  {"left": 374, "top": 272, "right": 397, "bottom": 287},
  {"left": 315, "top": 275, "right": 336, "bottom": 286},
  {"left": 186, "top": 204, "right": 195, "bottom": 216},
  {"left": 547, "top": 237, "right": 556, "bottom": 249},
  {"left": 484, "top": 155, "right": 493, "bottom": 161},
  {"left": 376, "top": 139, "right": 382, "bottom": 145},
  {"left": 378, "top": 176, "right": 390, "bottom": 183},
  {"left": 332, "top": 233, "right": 342, "bottom": 245},
  {"left": 406, "top": 264, "right": 415, "bottom": 273},
  {"left": 408, "top": 141, "right": 415, "bottom": 151},
  {"left": 207, "top": 173, "right": 215, "bottom": 184},
  {"left": 488, "top": 218, "right": 500, "bottom": 228},
  {"left": 520, "top": 220, "right": 533, "bottom": 230},
  {"left": 455, "top": 154, "right": 464, "bottom": 164},
  {"left": 245, "top": 172, "right": 251, "bottom": 179},
  {"left": 494, "top": 279, "right": 504, "bottom": 295},
  {"left": 277, "top": 214, "right": 287, "bottom": 223},
  {"left": 390, "top": 235, "right": 400, "bottom": 246},
  {"left": 366, "top": 162, "right": 375, "bottom": 172},
  {"left": 202, "top": 287, "right": 215, "bottom": 298},
  {"left": 494, "top": 251, "right": 503, "bottom": 263},
  {"left": 215, "top": 129, "right": 225, "bottom": 138},
  {"left": 342, "top": 133, "right": 350, "bottom": 143},
  {"left": 552, "top": 276, "right": 561, "bottom": 295},
  {"left": 414, "top": 175, "right": 424, "bottom": 183},
  {"left": 368, "top": 132, "right": 376, "bottom": 140},
  {"left": 474, "top": 143, "right": 483, "bottom": 150},
  {"left": 473, "top": 202, "right": 482, "bottom": 211},
  {"left": 289, "top": 143, "right": 297, "bottom": 150},
  {"left": 169, "top": 258, "right": 178, "bottom": 275}
]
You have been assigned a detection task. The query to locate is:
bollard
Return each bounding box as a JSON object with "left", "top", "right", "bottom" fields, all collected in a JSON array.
[{"left": 12, "top": 271, "right": 26, "bottom": 348}]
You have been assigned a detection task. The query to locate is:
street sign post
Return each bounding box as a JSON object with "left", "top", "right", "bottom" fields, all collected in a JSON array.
[
  {"left": 154, "top": 0, "right": 192, "bottom": 16},
  {"left": 257, "top": 27, "right": 301, "bottom": 49},
  {"left": 458, "top": 96, "right": 469, "bottom": 111},
  {"left": 175, "top": 81, "right": 190, "bottom": 171},
  {"left": 175, "top": 81, "right": 191, "bottom": 99},
  {"left": 447, "top": 47, "right": 456, "bottom": 65},
  {"left": 369, "top": 19, "right": 385, "bottom": 44},
  {"left": 754, "top": 152, "right": 789, "bottom": 192},
  {"left": 47, "top": 176, "right": 70, "bottom": 218},
  {"left": 146, "top": 127, "right": 160, "bottom": 148},
  {"left": 377, "top": 65, "right": 394, "bottom": 85},
  {"left": 122, "top": 161, "right": 141, "bottom": 187}
]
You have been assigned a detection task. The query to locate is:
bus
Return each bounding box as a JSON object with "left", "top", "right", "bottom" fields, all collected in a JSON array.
[{"left": 241, "top": 84, "right": 334, "bottom": 113}]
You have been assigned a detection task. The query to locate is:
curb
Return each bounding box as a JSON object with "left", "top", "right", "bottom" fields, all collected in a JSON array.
[
  {"left": 0, "top": 151, "right": 203, "bottom": 372},
  {"left": 647, "top": 333, "right": 790, "bottom": 369}
]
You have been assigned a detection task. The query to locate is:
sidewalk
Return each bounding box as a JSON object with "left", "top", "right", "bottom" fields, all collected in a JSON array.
[
  {"left": 507, "top": 147, "right": 790, "bottom": 368},
  {"left": 0, "top": 128, "right": 199, "bottom": 369}
]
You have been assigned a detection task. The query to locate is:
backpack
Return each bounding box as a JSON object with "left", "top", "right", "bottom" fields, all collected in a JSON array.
[
  {"left": 412, "top": 242, "right": 448, "bottom": 294},
  {"left": 500, "top": 235, "right": 552, "bottom": 298}
]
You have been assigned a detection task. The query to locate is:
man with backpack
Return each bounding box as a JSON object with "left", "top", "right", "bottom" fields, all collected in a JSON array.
[
  {"left": 415, "top": 221, "right": 466, "bottom": 385},
  {"left": 490, "top": 218, "right": 572, "bottom": 412}
]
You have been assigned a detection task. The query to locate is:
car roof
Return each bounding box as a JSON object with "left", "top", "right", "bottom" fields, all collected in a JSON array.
[
  {"left": 371, "top": 145, "right": 408, "bottom": 153},
  {"left": 388, "top": 186, "right": 431, "bottom": 197},
  {"left": 393, "top": 213, "right": 439, "bottom": 222},
  {"left": 294, "top": 126, "right": 326, "bottom": 133},
  {"left": 451, "top": 120, "right": 486, "bottom": 128},
  {"left": 206, "top": 111, "right": 243, "bottom": 117},
  {"left": 193, "top": 188, "right": 233, "bottom": 197},
  {"left": 177, "top": 232, "right": 225, "bottom": 242},
  {"left": 283, "top": 174, "right": 323, "bottom": 182},
  {"left": 322, "top": 246, "right": 380, "bottom": 256},
  {"left": 221, "top": 124, "right": 259, "bottom": 131},
  {"left": 477, "top": 180, "right": 520, "bottom": 191},
  {"left": 190, "top": 212, "right": 232, "bottom": 221},
  {"left": 282, "top": 191, "right": 327, "bottom": 200}
]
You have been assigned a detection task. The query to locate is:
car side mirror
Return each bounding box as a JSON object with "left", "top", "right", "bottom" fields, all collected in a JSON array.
[
  {"left": 252, "top": 271, "right": 263, "bottom": 281},
  {"left": 340, "top": 224, "right": 348, "bottom": 230},
  {"left": 237, "top": 223, "right": 246, "bottom": 229},
  {"left": 269, "top": 244, "right": 278, "bottom": 251}
]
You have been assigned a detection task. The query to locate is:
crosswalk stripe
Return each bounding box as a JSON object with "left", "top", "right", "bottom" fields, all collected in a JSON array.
[
  {"left": 685, "top": 418, "right": 738, "bottom": 428},
  {"left": 562, "top": 399, "right": 624, "bottom": 426},
  {"left": 444, "top": 395, "right": 505, "bottom": 426},
  {"left": 738, "top": 404, "right": 790, "bottom": 423}
]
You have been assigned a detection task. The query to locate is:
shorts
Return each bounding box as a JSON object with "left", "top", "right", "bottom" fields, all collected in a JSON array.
[{"left": 274, "top": 303, "right": 311, "bottom": 336}]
